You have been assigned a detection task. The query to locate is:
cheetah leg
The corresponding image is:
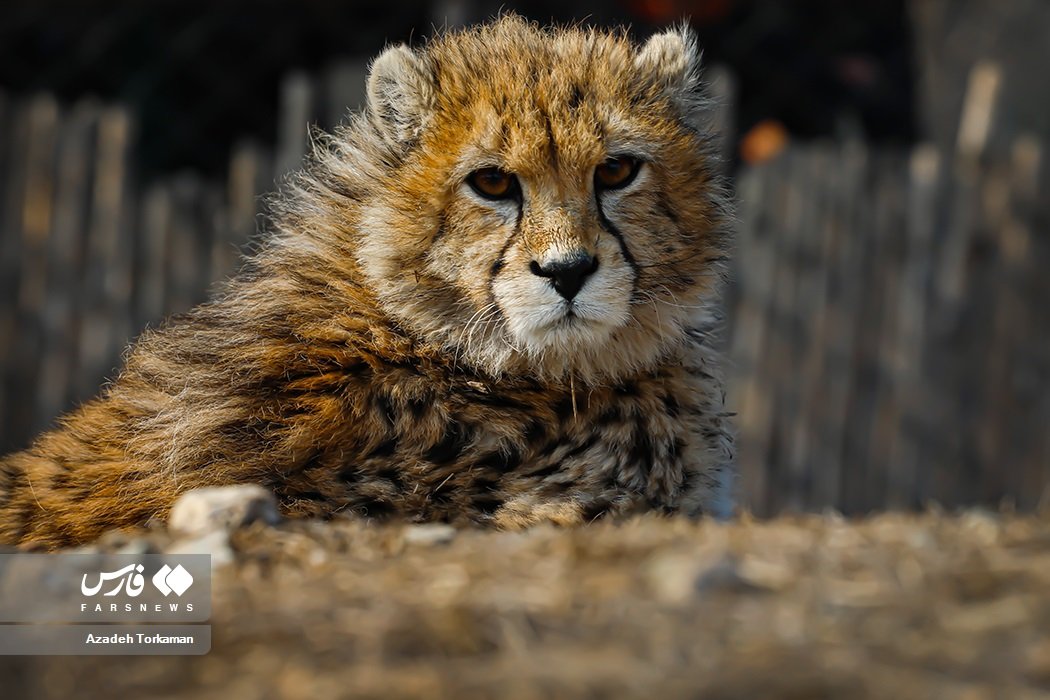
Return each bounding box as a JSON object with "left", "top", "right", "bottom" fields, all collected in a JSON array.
[
  {"left": 491, "top": 496, "right": 586, "bottom": 530},
  {"left": 490, "top": 490, "right": 651, "bottom": 530}
]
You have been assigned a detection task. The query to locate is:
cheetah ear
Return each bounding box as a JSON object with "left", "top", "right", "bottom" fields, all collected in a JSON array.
[
  {"left": 366, "top": 44, "right": 435, "bottom": 148},
  {"left": 634, "top": 25, "right": 703, "bottom": 93}
]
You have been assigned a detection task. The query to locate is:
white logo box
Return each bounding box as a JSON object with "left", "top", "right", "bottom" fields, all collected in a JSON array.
[{"left": 0, "top": 553, "right": 210, "bottom": 623}]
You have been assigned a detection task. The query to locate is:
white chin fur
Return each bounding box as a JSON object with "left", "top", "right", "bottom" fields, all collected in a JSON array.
[
  {"left": 515, "top": 314, "right": 619, "bottom": 357},
  {"left": 492, "top": 262, "right": 632, "bottom": 360}
]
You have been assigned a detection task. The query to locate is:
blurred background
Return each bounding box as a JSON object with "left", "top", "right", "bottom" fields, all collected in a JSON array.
[{"left": 0, "top": 0, "right": 1046, "bottom": 516}]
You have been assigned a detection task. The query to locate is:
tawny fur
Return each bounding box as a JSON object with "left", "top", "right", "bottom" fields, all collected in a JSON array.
[{"left": 0, "top": 15, "right": 734, "bottom": 549}]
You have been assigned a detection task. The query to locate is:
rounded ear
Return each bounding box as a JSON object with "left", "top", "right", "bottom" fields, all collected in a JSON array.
[
  {"left": 634, "top": 25, "right": 703, "bottom": 93},
  {"left": 366, "top": 44, "right": 435, "bottom": 148}
]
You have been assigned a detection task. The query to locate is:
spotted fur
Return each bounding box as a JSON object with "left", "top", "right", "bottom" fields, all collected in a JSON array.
[{"left": 0, "top": 15, "right": 734, "bottom": 549}]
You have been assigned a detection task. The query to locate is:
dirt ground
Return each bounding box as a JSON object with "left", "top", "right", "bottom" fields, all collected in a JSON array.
[{"left": 3, "top": 510, "right": 1050, "bottom": 699}]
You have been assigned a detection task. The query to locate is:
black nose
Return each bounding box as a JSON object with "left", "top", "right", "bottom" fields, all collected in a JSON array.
[{"left": 530, "top": 253, "right": 599, "bottom": 300}]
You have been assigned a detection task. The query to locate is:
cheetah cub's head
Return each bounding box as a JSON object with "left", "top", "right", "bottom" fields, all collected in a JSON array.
[{"left": 349, "top": 16, "right": 729, "bottom": 381}]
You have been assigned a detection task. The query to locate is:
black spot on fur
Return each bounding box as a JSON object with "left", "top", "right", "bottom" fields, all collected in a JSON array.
[
  {"left": 629, "top": 433, "right": 657, "bottom": 474},
  {"left": 381, "top": 354, "right": 424, "bottom": 372},
  {"left": 49, "top": 471, "right": 72, "bottom": 491},
  {"left": 614, "top": 381, "right": 638, "bottom": 397},
  {"left": 289, "top": 490, "right": 329, "bottom": 502},
  {"left": 598, "top": 406, "right": 621, "bottom": 425},
  {"left": 476, "top": 448, "right": 522, "bottom": 472},
  {"left": 554, "top": 395, "right": 577, "bottom": 421},
  {"left": 545, "top": 478, "right": 578, "bottom": 494},
  {"left": 564, "top": 435, "right": 599, "bottom": 460},
  {"left": 662, "top": 394, "right": 681, "bottom": 418},
  {"left": 524, "top": 420, "right": 548, "bottom": 446},
  {"left": 470, "top": 391, "right": 529, "bottom": 412},
  {"left": 358, "top": 498, "right": 397, "bottom": 518},
  {"left": 542, "top": 110, "right": 558, "bottom": 168},
  {"left": 424, "top": 423, "right": 468, "bottom": 464},
  {"left": 55, "top": 520, "right": 81, "bottom": 545},
  {"left": 377, "top": 468, "right": 406, "bottom": 490},
  {"left": 644, "top": 492, "right": 676, "bottom": 512},
  {"left": 473, "top": 496, "right": 505, "bottom": 515},
  {"left": 407, "top": 397, "right": 429, "bottom": 419},
  {"left": 367, "top": 438, "right": 398, "bottom": 459},
  {"left": 580, "top": 500, "right": 610, "bottom": 522},
  {"left": 337, "top": 467, "right": 362, "bottom": 484},
  {"left": 537, "top": 439, "right": 564, "bottom": 459},
  {"left": 568, "top": 83, "right": 583, "bottom": 110},
  {"left": 525, "top": 461, "right": 563, "bottom": 479},
  {"left": 374, "top": 394, "right": 396, "bottom": 427},
  {"left": 679, "top": 469, "right": 695, "bottom": 492},
  {"left": 70, "top": 486, "right": 95, "bottom": 501},
  {"left": 427, "top": 471, "right": 457, "bottom": 503},
  {"left": 472, "top": 473, "right": 501, "bottom": 489}
]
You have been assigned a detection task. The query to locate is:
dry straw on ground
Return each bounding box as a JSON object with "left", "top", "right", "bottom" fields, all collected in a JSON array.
[{"left": 4, "top": 510, "right": 1050, "bottom": 698}]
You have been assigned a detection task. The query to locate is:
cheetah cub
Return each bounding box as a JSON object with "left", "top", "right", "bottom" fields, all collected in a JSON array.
[{"left": 0, "top": 15, "right": 734, "bottom": 549}]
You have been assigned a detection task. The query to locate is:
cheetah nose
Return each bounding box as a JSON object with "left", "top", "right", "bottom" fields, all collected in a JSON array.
[{"left": 529, "top": 253, "right": 599, "bottom": 301}]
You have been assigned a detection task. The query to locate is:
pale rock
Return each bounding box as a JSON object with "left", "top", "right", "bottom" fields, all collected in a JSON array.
[
  {"left": 168, "top": 484, "right": 280, "bottom": 539},
  {"left": 402, "top": 523, "right": 458, "bottom": 546}
]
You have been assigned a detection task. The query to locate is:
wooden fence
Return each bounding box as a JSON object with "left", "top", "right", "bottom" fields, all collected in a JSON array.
[
  {"left": 0, "top": 59, "right": 1047, "bottom": 515},
  {"left": 729, "top": 136, "right": 1048, "bottom": 515}
]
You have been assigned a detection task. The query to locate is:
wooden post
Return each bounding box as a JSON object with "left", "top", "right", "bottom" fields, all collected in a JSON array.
[
  {"left": 33, "top": 100, "right": 100, "bottom": 435},
  {"left": 275, "top": 72, "right": 315, "bottom": 180},
  {"left": 74, "top": 106, "right": 133, "bottom": 402},
  {"left": 704, "top": 65, "right": 736, "bottom": 172},
  {"left": 0, "top": 92, "right": 28, "bottom": 452},
  {"left": 982, "top": 136, "right": 1044, "bottom": 510},
  {"left": 137, "top": 183, "right": 171, "bottom": 330},
  {"left": 789, "top": 143, "right": 836, "bottom": 511},
  {"left": 165, "top": 174, "right": 203, "bottom": 316},
  {"left": 825, "top": 139, "right": 868, "bottom": 513},
  {"left": 886, "top": 144, "right": 940, "bottom": 510},
  {"left": 728, "top": 156, "right": 780, "bottom": 516},
  {"left": 7, "top": 96, "right": 59, "bottom": 449},
  {"left": 214, "top": 140, "right": 266, "bottom": 282},
  {"left": 324, "top": 60, "right": 368, "bottom": 130}
]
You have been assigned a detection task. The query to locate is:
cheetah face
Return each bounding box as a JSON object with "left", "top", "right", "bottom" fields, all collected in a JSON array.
[
  {"left": 353, "top": 18, "right": 729, "bottom": 381},
  {"left": 459, "top": 155, "right": 640, "bottom": 358}
]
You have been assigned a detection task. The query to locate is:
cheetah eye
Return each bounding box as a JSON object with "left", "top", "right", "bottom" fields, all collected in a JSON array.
[
  {"left": 595, "top": 155, "right": 641, "bottom": 191},
  {"left": 467, "top": 167, "right": 519, "bottom": 200}
]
